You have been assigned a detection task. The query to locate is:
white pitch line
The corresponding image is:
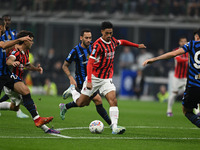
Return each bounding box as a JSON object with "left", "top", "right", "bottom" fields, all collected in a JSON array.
[
  {"left": 56, "top": 126, "right": 198, "bottom": 131},
  {"left": 0, "top": 136, "right": 58, "bottom": 139},
  {"left": 50, "top": 133, "right": 72, "bottom": 138}
]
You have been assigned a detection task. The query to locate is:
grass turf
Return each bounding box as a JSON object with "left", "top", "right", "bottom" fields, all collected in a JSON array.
[{"left": 0, "top": 95, "right": 199, "bottom": 150}]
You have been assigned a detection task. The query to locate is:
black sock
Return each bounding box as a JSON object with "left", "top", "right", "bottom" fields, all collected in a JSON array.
[
  {"left": 0, "top": 94, "right": 9, "bottom": 102},
  {"left": 65, "top": 101, "right": 78, "bottom": 109},
  {"left": 185, "top": 112, "right": 200, "bottom": 128},
  {"left": 96, "top": 104, "right": 111, "bottom": 125},
  {"left": 22, "top": 94, "right": 38, "bottom": 118}
]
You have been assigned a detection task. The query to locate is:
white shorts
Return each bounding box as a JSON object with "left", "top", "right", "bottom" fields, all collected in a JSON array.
[
  {"left": 81, "top": 75, "right": 116, "bottom": 97},
  {"left": 172, "top": 77, "right": 187, "bottom": 92},
  {"left": 4, "top": 86, "right": 23, "bottom": 106}
]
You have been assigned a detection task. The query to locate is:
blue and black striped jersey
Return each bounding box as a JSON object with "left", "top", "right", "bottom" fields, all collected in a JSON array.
[
  {"left": 1, "top": 29, "right": 17, "bottom": 41},
  {"left": 66, "top": 43, "right": 91, "bottom": 86},
  {"left": 183, "top": 40, "right": 200, "bottom": 87},
  {"left": 0, "top": 37, "right": 10, "bottom": 76}
]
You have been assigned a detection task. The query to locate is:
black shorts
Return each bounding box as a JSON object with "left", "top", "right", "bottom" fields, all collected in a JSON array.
[
  {"left": 77, "top": 84, "right": 99, "bottom": 100},
  {"left": 182, "top": 87, "right": 200, "bottom": 109},
  {"left": 0, "top": 75, "right": 15, "bottom": 95}
]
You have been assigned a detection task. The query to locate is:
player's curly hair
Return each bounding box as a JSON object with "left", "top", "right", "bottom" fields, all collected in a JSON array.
[
  {"left": 17, "top": 30, "right": 34, "bottom": 45},
  {"left": 101, "top": 21, "right": 113, "bottom": 30}
]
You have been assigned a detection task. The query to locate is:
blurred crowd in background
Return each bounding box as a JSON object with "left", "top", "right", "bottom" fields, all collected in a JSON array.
[{"left": 1, "top": 0, "right": 200, "bottom": 17}]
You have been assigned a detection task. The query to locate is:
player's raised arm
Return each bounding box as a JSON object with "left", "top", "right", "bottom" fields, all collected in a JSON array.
[
  {"left": 118, "top": 39, "right": 146, "bottom": 48},
  {"left": 62, "top": 61, "right": 77, "bottom": 87},
  {"left": 143, "top": 48, "right": 185, "bottom": 66},
  {"left": 0, "top": 36, "right": 31, "bottom": 50}
]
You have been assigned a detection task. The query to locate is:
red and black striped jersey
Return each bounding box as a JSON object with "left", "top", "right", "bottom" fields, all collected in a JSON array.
[
  {"left": 8, "top": 48, "right": 30, "bottom": 80},
  {"left": 90, "top": 37, "right": 119, "bottom": 79},
  {"left": 174, "top": 47, "right": 188, "bottom": 78}
]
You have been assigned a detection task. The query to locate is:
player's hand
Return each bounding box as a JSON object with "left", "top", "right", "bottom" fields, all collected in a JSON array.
[
  {"left": 12, "top": 61, "right": 20, "bottom": 67},
  {"left": 69, "top": 76, "right": 77, "bottom": 88},
  {"left": 138, "top": 44, "right": 146, "bottom": 49},
  {"left": 143, "top": 58, "right": 155, "bottom": 66},
  {"left": 86, "top": 82, "right": 92, "bottom": 90},
  {"left": 19, "top": 36, "right": 32, "bottom": 42},
  {"left": 37, "top": 64, "right": 43, "bottom": 74}
]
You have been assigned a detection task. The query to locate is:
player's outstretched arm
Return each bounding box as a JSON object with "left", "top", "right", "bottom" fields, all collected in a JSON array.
[
  {"left": 26, "top": 63, "right": 43, "bottom": 74},
  {"left": 0, "top": 36, "right": 31, "bottom": 49},
  {"left": 143, "top": 48, "right": 185, "bottom": 66},
  {"left": 119, "top": 39, "right": 146, "bottom": 48},
  {"left": 62, "top": 61, "right": 77, "bottom": 87}
]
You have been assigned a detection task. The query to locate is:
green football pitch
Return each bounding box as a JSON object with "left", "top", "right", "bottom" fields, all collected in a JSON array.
[{"left": 0, "top": 95, "right": 199, "bottom": 150}]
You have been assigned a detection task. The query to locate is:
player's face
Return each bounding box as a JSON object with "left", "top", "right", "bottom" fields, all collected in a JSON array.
[
  {"left": 101, "top": 28, "right": 113, "bottom": 42},
  {"left": 24, "top": 37, "right": 34, "bottom": 49},
  {"left": 3, "top": 17, "right": 11, "bottom": 28},
  {"left": 179, "top": 38, "right": 187, "bottom": 47},
  {"left": 81, "top": 32, "right": 92, "bottom": 48},
  {"left": 194, "top": 34, "right": 200, "bottom": 41}
]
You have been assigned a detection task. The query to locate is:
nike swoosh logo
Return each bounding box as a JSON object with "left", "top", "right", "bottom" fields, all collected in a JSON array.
[{"left": 79, "top": 54, "right": 84, "bottom": 57}]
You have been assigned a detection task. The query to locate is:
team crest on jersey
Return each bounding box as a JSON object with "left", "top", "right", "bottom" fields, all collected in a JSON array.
[
  {"left": 11, "top": 51, "right": 17, "bottom": 55},
  {"left": 87, "top": 54, "right": 89, "bottom": 59}
]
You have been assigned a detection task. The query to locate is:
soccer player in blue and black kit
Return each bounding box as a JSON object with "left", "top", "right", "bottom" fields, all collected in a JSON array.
[
  {"left": 143, "top": 29, "right": 200, "bottom": 128},
  {"left": 1, "top": 14, "right": 17, "bottom": 41},
  {"left": 59, "top": 29, "right": 112, "bottom": 126}
]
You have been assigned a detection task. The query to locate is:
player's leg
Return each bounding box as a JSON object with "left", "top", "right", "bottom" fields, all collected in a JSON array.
[
  {"left": 14, "top": 81, "right": 53, "bottom": 127},
  {"left": 182, "top": 87, "right": 200, "bottom": 128},
  {"left": 4, "top": 86, "right": 29, "bottom": 118},
  {"left": 92, "top": 93, "right": 111, "bottom": 126},
  {"left": 183, "top": 105, "right": 200, "bottom": 128},
  {"left": 167, "top": 91, "right": 177, "bottom": 117},
  {"left": 40, "top": 124, "right": 60, "bottom": 134},
  {"left": 0, "top": 94, "right": 9, "bottom": 102},
  {"left": 105, "top": 91, "right": 126, "bottom": 134}
]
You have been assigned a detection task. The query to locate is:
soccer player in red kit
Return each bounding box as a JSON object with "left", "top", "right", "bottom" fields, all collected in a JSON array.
[
  {"left": 63, "top": 21, "right": 146, "bottom": 134},
  {"left": 167, "top": 37, "right": 188, "bottom": 117}
]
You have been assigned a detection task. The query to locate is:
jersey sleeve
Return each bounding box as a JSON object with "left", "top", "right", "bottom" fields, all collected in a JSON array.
[
  {"left": 182, "top": 41, "right": 191, "bottom": 53},
  {"left": 9, "top": 49, "right": 19, "bottom": 60},
  {"left": 25, "top": 50, "right": 30, "bottom": 65},
  {"left": 65, "top": 49, "right": 76, "bottom": 64},
  {"left": 90, "top": 44, "right": 101, "bottom": 60}
]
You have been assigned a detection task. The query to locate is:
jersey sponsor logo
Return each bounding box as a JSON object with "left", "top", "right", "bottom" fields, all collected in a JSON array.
[
  {"left": 79, "top": 54, "right": 84, "bottom": 57},
  {"left": 11, "top": 51, "right": 16, "bottom": 55},
  {"left": 105, "top": 51, "right": 115, "bottom": 59},
  {"left": 1, "top": 49, "right": 6, "bottom": 52},
  {"left": 193, "top": 51, "right": 200, "bottom": 69}
]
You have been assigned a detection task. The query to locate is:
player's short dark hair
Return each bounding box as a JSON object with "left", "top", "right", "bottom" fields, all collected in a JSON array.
[
  {"left": 80, "top": 28, "right": 91, "bottom": 36},
  {"left": 194, "top": 29, "right": 200, "bottom": 37},
  {"left": 101, "top": 21, "right": 113, "bottom": 30},
  {"left": 179, "top": 36, "right": 187, "bottom": 41},
  {"left": 17, "top": 30, "right": 34, "bottom": 45},
  {"left": 0, "top": 18, "right": 5, "bottom": 26},
  {"left": 2, "top": 14, "right": 11, "bottom": 20}
]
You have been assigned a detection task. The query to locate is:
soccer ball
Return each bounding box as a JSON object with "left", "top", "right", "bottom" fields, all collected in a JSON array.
[{"left": 89, "top": 120, "right": 104, "bottom": 134}]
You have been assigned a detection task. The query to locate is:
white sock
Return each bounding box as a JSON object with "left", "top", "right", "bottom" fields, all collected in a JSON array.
[
  {"left": 194, "top": 104, "right": 200, "bottom": 114},
  {"left": 33, "top": 115, "right": 40, "bottom": 120},
  {"left": 16, "top": 109, "right": 22, "bottom": 115},
  {"left": 167, "top": 92, "right": 176, "bottom": 113},
  {"left": 40, "top": 125, "right": 49, "bottom": 132},
  {"left": 0, "top": 102, "right": 11, "bottom": 110},
  {"left": 109, "top": 106, "right": 119, "bottom": 129},
  {"left": 71, "top": 89, "right": 80, "bottom": 103}
]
